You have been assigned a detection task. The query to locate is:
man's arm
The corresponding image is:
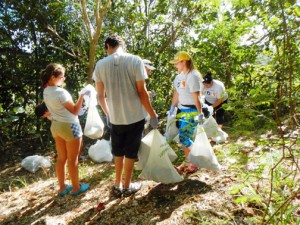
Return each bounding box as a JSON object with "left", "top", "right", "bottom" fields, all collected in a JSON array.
[
  {"left": 136, "top": 80, "right": 157, "bottom": 118},
  {"left": 96, "top": 82, "right": 109, "bottom": 116}
]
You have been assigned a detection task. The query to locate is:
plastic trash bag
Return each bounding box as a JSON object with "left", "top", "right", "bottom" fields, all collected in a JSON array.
[
  {"left": 164, "top": 107, "right": 179, "bottom": 141},
  {"left": 88, "top": 139, "right": 113, "bottom": 163},
  {"left": 138, "top": 129, "right": 183, "bottom": 184},
  {"left": 82, "top": 85, "right": 104, "bottom": 139},
  {"left": 84, "top": 106, "right": 104, "bottom": 139},
  {"left": 203, "top": 116, "right": 219, "bottom": 138},
  {"left": 137, "top": 129, "right": 177, "bottom": 170},
  {"left": 188, "top": 126, "right": 221, "bottom": 171},
  {"left": 79, "top": 84, "right": 98, "bottom": 108},
  {"left": 211, "top": 129, "right": 228, "bottom": 144},
  {"left": 21, "top": 155, "right": 51, "bottom": 173}
]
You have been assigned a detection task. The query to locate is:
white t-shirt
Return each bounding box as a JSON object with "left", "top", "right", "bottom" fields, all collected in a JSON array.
[
  {"left": 93, "top": 51, "right": 148, "bottom": 125},
  {"left": 43, "top": 86, "right": 79, "bottom": 123},
  {"left": 201, "top": 79, "right": 228, "bottom": 104},
  {"left": 173, "top": 70, "right": 202, "bottom": 108}
]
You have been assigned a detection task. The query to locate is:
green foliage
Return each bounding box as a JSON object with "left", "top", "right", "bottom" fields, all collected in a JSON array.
[
  {"left": 1, "top": 2, "right": 299, "bottom": 222},
  {"left": 225, "top": 132, "right": 300, "bottom": 224},
  {"left": 10, "top": 176, "right": 28, "bottom": 189},
  {"left": 183, "top": 208, "right": 231, "bottom": 225}
]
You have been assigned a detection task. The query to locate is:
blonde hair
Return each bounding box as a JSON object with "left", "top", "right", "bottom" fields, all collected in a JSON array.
[
  {"left": 40, "top": 63, "right": 65, "bottom": 87},
  {"left": 186, "top": 59, "right": 196, "bottom": 72}
]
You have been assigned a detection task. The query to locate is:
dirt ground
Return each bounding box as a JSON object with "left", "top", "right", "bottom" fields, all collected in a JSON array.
[{"left": 0, "top": 135, "right": 260, "bottom": 225}]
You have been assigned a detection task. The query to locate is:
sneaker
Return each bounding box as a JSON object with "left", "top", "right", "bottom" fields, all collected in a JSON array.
[
  {"left": 112, "top": 185, "right": 123, "bottom": 197},
  {"left": 185, "top": 164, "right": 198, "bottom": 174},
  {"left": 122, "top": 182, "right": 142, "bottom": 197}
]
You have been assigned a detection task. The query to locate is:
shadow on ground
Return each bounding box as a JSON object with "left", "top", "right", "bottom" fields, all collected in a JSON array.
[{"left": 71, "top": 179, "right": 211, "bottom": 225}]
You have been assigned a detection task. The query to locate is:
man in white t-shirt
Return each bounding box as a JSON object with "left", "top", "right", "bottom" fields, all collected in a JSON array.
[
  {"left": 201, "top": 71, "right": 228, "bottom": 128},
  {"left": 93, "top": 34, "right": 158, "bottom": 197}
]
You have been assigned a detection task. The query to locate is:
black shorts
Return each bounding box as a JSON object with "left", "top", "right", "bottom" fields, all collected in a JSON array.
[
  {"left": 111, "top": 119, "right": 145, "bottom": 159},
  {"left": 205, "top": 99, "right": 228, "bottom": 125}
]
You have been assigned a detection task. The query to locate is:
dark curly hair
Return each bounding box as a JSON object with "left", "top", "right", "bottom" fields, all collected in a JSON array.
[
  {"left": 104, "top": 34, "right": 126, "bottom": 51},
  {"left": 35, "top": 102, "right": 48, "bottom": 117}
]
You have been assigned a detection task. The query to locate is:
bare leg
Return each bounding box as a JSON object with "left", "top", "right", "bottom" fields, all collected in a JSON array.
[
  {"left": 123, "top": 157, "right": 135, "bottom": 189},
  {"left": 114, "top": 156, "right": 124, "bottom": 187},
  {"left": 55, "top": 136, "right": 68, "bottom": 192},
  {"left": 182, "top": 145, "right": 191, "bottom": 159},
  {"left": 78, "top": 138, "right": 83, "bottom": 160},
  {"left": 66, "top": 137, "right": 82, "bottom": 192}
]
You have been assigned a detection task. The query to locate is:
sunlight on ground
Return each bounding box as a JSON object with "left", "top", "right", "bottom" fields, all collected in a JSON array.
[{"left": 0, "top": 179, "right": 56, "bottom": 221}]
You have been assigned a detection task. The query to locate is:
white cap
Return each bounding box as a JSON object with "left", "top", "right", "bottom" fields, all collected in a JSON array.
[{"left": 142, "top": 59, "right": 155, "bottom": 70}]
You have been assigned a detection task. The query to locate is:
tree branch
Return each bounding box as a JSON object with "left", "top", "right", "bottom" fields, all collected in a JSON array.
[{"left": 80, "top": 0, "right": 93, "bottom": 42}]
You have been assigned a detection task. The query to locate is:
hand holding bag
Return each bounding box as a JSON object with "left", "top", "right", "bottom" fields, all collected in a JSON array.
[{"left": 164, "top": 107, "right": 179, "bottom": 141}]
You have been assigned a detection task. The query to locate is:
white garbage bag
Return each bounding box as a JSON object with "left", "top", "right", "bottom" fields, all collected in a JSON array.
[
  {"left": 84, "top": 106, "right": 104, "bottom": 139},
  {"left": 79, "top": 84, "right": 98, "bottom": 108},
  {"left": 82, "top": 85, "right": 104, "bottom": 139},
  {"left": 203, "top": 116, "right": 219, "bottom": 138},
  {"left": 138, "top": 129, "right": 183, "bottom": 184},
  {"left": 164, "top": 107, "right": 179, "bottom": 141},
  {"left": 137, "top": 129, "right": 177, "bottom": 170},
  {"left": 188, "top": 126, "right": 221, "bottom": 171},
  {"left": 88, "top": 139, "right": 113, "bottom": 163},
  {"left": 21, "top": 155, "right": 51, "bottom": 173},
  {"left": 211, "top": 129, "right": 229, "bottom": 144},
  {"left": 202, "top": 105, "right": 228, "bottom": 143}
]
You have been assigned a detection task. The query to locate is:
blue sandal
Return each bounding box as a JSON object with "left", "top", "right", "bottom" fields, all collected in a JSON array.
[
  {"left": 70, "top": 183, "right": 89, "bottom": 196},
  {"left": 58, "top": 184, "right": 72, "bottom": 197}
]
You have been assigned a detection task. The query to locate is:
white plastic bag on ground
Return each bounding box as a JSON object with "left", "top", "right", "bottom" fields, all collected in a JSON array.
[
  {"left": 211, "top": 129, "right": 228, "bottom": 144},
  {"left": 138, "top": 129, "right": 183, "bottom": 184},
  {"left": 188, "top": 126, "right": 221, "bottom": 171},
  {"left": 164, "top": 107, "right": 179, "bottom": 141},
  {"left": 88, "top": 139, "right": 113, "bottom": 163},
  {"left": 21, "top": 155, "right": 51, "bottom": 173}
]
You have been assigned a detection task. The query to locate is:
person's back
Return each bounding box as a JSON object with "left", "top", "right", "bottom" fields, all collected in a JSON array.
[
  {"left": 94, "top": 51, "right": 147, "bottom": 125},
  {"left": 93, "top": 34, "right": 158, "bottom": 197}
]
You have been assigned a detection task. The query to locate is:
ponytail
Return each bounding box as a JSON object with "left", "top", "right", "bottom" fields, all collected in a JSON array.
[{"left": 40, "top": 63, "right": 65, "bottom": 87}]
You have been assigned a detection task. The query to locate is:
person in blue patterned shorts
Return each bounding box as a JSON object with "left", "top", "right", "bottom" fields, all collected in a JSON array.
[
  {"left": 41, "top": 63, "right": 90, "bottom": 197},
  {"left": 169, "top": 51, "right": 205, "bottom": 174}
]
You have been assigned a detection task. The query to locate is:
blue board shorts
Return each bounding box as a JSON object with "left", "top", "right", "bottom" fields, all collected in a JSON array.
[{"left": 177, "top": 108, "right": 198, "bottom": 148}]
